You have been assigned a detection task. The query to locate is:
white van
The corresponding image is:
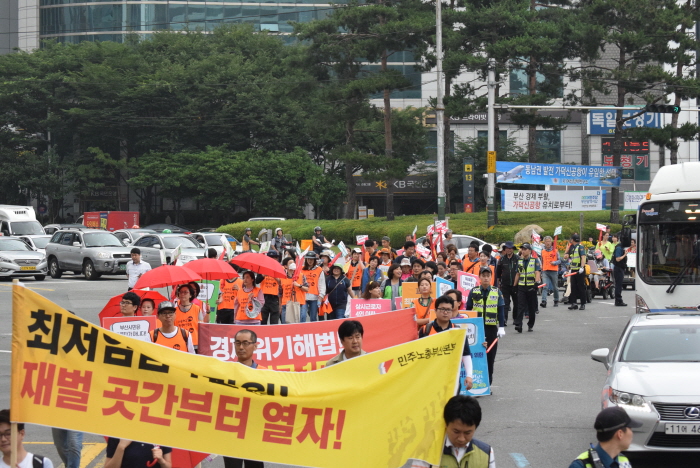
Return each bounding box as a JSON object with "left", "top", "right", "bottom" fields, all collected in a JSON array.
[{"left": 0, "top": 205, "right": 45, "bottom": 236}]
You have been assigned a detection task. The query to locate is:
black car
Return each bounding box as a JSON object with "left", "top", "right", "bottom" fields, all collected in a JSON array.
[{"left": 142, "top": 223, "right": 192, "bottom": 234}]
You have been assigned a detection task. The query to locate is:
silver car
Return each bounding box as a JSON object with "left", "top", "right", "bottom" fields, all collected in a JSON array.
[
  {"left": 45, "top": 229, "right": 133, "bottom": 280},
  {"left": 112, "top": 228, "right": 157, "bottom": 245},
  {"left": 0, "top": 238, "right": 48, "bottom": 280},
  {"left": 131, "top": 233, "right": 206, "bottom": 267},
  {"left": 591, "top": 313, "right": 700, "bottom": 452},
  {"left": 18, "top": 235, "right": 52, "bottom": 254},
  {"left": 191, "top": 232, "right": 236, "bottom": 257}
]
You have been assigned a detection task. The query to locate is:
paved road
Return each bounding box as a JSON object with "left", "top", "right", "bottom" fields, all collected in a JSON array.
[{"left": 0, "top": 274, "right": 695, "bottom": 467}]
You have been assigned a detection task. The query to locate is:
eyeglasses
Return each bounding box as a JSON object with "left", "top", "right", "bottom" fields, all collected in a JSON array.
[
  {"left": 436, "top": 308, "right": 453, "bottom": 313},
  {"left": 234, "top": 341, "right": 254, "bottom": 347},
  {"left": 119, "top": 301, "right": 134, "bottom": 306},
  {"left": 0, "top": 431, "right": 13, "bottom": 439}
]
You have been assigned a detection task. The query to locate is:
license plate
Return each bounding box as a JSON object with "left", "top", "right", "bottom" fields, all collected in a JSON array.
[
  {"left": 119, "top": 264, "right": 127, "bottom": 270},
  {"left": 20, "top": 266, "right": 36, "bottom": 271},
  {"left": 665, "top": 423, "right": 700, "bottom": 434}
]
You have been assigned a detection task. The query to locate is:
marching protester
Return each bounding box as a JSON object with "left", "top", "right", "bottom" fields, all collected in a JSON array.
[
  {"left": 437, "top": 261, "right": 449, "bottom": 280},
  {"left": 139, "top": 298, "right": 156, "bottom": 317},
  {"left": 567, "top": 234, "right": 588, "bottom": 310},
  {"left": 399, "top": 258, "right": 413, "bottom": 280},
  {"left": 233, "top": 271, "right": 265, "bottom": 325},
  {"left": 301, "top": 251, "right": 325, "bottom": 322},
  {"left": 381, "top": 236, "right": 397, "bottom": 256},
  {"left": 539, "top": 236, "right": 561, "bottom": 308},
  {"left": 311, "top": 226, "right": 326, "bottom": 255},
  {"left": 465, "top": 267, "right": 506, "bottom": 384},
  {"left": 326, "top": 320, "right": 367, "bottom": 366},
  {"left": 0, "top": 410, "right": 54, "bottom": 468},
  {"left": 362, "top": 280, "right": 383, "bottom": 299},
  {"left": 125, "top": 247, "right": 151, "bottom": 291},
  {"left": 280, "top": 258, "right": 307, "bottom": 324},
  {"left": 242, "top": 228, "right": 258, "bottom": 252},
  {"left": 119, "top": 291, "right": 140, "bottom": 317},
  {"left": 448, "top": 260, "right": 462, "bottom": 285},
  {"left": 360, "top": 255, "right": 382, "bottom": 292},
  {"left": 512, "top": 243, "right": 541, "bottom": 333},
  {"left": 344, "top": 248, "right": 364, "bottom": 297},
  {"left": 52, "top": 427, "right": 81, "bottom": 468},
  {"left": 497, "top": 241, "right": 518, "bottom": 326},
  {"left": 216, "top": 263, "right": 241, "bottom": 324},
  {"left": 462, "top": 242, "right": 480, "bottom": 275},
  {"left": 477, "top": 251, "right": 494, "bottom": 279},
  {"left": 568, "top": 407, "right": 641, "bottom": 468},
  {"left": 394, "top": 240, "right": 417, "bottom": 265},
  {"left": 319, "top": 250, "right": 333, "bottom": 275},
  {"left": 174, "top": 284, "right": 203, "bottom": 348},
  {"left": 378, "top": 248, "right": 392, "bottom": 279},
  {"left": 446, "top": 245, "right": 460, "bottom": 265},
  {"left": 326, "top": 263, "right": 354, "bottom": 319},
  {"left": 403, "top": 258, "right": 425, "bottom": 283},
  {"left": 259, "top": 251, "right": 281, "bottom": 324},
  {"left": 418, "top": 295, "right": 473, "bottom": 391},
  {"left": 363, "top": 239, "right": 378, "bottom": 262},
  {"left": 380, "top": 263, "right": 403, "bottom": 310},
  {"left": 444, "top": 289, "right": 465, "bottom": 318},
  {"left": 413, "top": 277, "right": 435, "bottom": 329},
  {"left": 105, "top": 439, "right": 171, "bottom": 468},
  {"left": 150, "top": 301, "right": 195, "bottom": 353}
]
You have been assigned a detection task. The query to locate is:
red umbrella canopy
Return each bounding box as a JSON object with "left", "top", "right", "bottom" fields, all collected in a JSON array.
[
  {"left": 230, "top": 252, "right": 286, "bottom": 279},
  {"left": 183, "top": 258, "right": 239, "bottom": 281},
  {"left": 133, "top": 265, "right": 202, "bottom": 290},
  {"left": 98, "top": 290, "right": 168, "bottom": 322}
]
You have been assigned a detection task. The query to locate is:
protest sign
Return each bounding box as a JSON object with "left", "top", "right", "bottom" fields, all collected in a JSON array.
[
  {"left": 348, "top": 299, "right": 392, "bottom": 318},
  {"left": 12, "top": 286, "right": 460, "bottom": 468},
  {"left": 199, "top": 308, "right": 418, "bottom": 370},
  {"left": 196, "top": 279, "right": 220, "bottom": 322},
  {"left": 337, "top": 241, "right": 348, "bottom": 257},
  {"left": 355, "top": 235, "right": 368, "bottom": 245},
  {"left": 102, "top": 316, "right": 156, "bottom": 342},
  {"left": 452, "top": 318, "right": 490, "bottom": 396},
  {"left": 399, "top": 282, "right": 438, "bottom": 310},
  {"left": 435, "top": 277, "right": 454, "bottom": 297},
  {"left": 553, "top": 226, "right": 562, "bottom": 237},
  {"left": 457, "top": 272, "right": 479, "bottom": 295}
]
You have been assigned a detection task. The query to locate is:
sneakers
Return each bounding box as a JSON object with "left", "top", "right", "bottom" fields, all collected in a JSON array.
[
  {"left": 568, "top": 304, "right": 578, "bottom": 310},
  {"left": 540, "top": 300, "right": 546, "bottom": 308},
  {"left": 554, "top": 301, "right": 559, "bottom": 307}
]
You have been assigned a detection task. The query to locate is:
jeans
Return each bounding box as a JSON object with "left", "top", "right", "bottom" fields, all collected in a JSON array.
[
  {"left": 52, "top": 428, "right": 83, "bottom": 468},
  {"left": 541, "top": 270, "right": 559, "bottom": 303},
  {"left": 280, "top": 304, "right": 286, "bottom": 324},
  {"left": 306, "top": 300, "right": 319, "bottom": 322},
  {"left": 299, "top": 303, "right": 309, "bottom": 323}
]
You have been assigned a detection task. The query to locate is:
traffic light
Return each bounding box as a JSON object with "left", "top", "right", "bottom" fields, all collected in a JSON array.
[{"left": 644, "top": 104, "right": 681, "bottom": 114}]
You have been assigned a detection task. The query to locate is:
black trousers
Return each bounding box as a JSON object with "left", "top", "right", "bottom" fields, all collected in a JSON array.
[
  {"left": 485, "top": 325, "right": 498, "bottom": 384},
  {"left": 499, "top": 284, "right": 517, "bottom": 323},
  {"left": 613, "top": 264, "right": 624, "bottom": 301},
  {"left": 570, "top": 272, "right": 587, "bottom": 305},
  {"left": 223, "top": 457, "right": 264, "bottom": 468},
  {"left": 216, "top": 308, "right": 235, "bottom": 324},
  {"left": 260, "top": 295, "right": 280, "bottom": 324},
  {"left": 515, "top": 286, "right": 537, "bottom": 329}
]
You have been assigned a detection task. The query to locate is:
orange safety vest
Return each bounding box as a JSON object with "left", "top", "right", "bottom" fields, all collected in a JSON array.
[
  {"left": 540, "top": 248, "right": 559, "bottom": 271},
  {"left": 463, "top": 256, "right": 480, "bottom": 274},
  {"left": 150, "top": 327, "right": 190, "bottom": 352},
  {"left": 346, "top": 262, "right": 364, "bottom": 288},
  {"left": 174, "top": 303, "right": 201, "bottom": 346},
  {"left": 235, "top": 286, "right": 262, "bottom": 322},
  {"left": 218, "top": 278, "right": 240, "bottom": 310},
  {"left": 413, "top": 297, "right": 435, "bottom": 321},
  {"left": 302, "top": 267, "right": 322, "bottom": 296},
  {"left": 261, "top": 276, "right": 280, "bottom": 295},
  {"left": 280, "top": 277, "right": 305, "bottom": 305}
]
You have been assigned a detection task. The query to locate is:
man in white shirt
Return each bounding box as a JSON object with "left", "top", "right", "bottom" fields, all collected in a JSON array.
[
  {"left": 0, "top": 409, "right": 53, "bottom": 468},
  {"left": 126, "top": 248, "right": 151, "bottom": 290}
]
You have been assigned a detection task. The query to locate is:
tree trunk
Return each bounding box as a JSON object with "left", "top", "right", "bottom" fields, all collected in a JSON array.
[
  {"left": 610, "top": 48, "right": 626, "bottom": 224},
  {"left": 382, "top": 49, "right": 395, "bottom": 221},
  {"left": 343, "top": 120, "right": 357, "bottom": 219}
]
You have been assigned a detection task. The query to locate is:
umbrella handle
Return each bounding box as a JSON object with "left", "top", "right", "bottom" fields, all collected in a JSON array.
[{"left": 147, "top": 446, "right": 161, "bottom": 467}]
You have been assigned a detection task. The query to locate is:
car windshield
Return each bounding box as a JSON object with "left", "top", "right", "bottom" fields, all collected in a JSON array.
[
  {"left": 204, "top": 235, "right": 223, "bottom": 246},
  {"left": 11, "top": 221, "right": 45, "bottom": 236},
  {"left": 83, "top": 233, "right": 124, "bottom": 247},
  {"left": 0, "top": 239, "right": 33, "bottom": 251},
  {"left": 638, "top": 200, "right": 700, "bottom": 285},
  {"left": 163, "top": 236, "right": 199, "bottom": 249},
  {"left": 621, "top": 325, "right": 700, "bottom": 362},
  {"left": 32, "top": 238, "right": 50, "bottom": 249}
]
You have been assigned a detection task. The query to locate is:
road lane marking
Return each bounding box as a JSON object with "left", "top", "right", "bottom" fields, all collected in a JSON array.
[
  {"left": 0, "top": 284, "right": 55, "bottom": 291},
  {"left": 0, "top": 350, "right": 10, "bottom": 353},
  {"left": 80, "top": 442, "right": 107, "bottom": 468},
  {"left": 510, "top": 453, "right": 531, "bottom": 467},
  {"left": 535, "top": 389, "right": 582, "bottom": 394}
]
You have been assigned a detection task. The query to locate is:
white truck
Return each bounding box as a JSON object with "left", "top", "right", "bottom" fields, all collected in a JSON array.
[
  {"left": 0, "top": 205, "right": 45, "bottom": 236},
  {"left": 624, "top": 162, "right": 700, "bottom": 313}
]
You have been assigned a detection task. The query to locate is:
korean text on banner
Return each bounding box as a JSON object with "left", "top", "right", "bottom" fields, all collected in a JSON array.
[
  {"left": 102, "top": 316, "right": 157, "bottom": 342},
  {"left": 435, "top": 277, "right": 454, "bottom": 297},
  {"left": 199, "top": 308, "right": 418, "bottom": 371},
  {"left": 12, "top": 286, "right": 463, "bottom": 468},
  {"left": 452, "top": 318, "right": 490, "bottom": 396},
  {"left": 457, "top": 272, "right": 479, "bottom": 295},
  {"left": 501, "top": 190, "right": 605, "bottom": 212},
  {"left": 348, "top": 299, "right": 392, "bottom": 318},
  {"left": 496, "top": 161, "right": 621, "bottom": 187}
]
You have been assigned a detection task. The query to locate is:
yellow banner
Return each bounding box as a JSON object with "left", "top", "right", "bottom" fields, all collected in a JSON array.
[{"left": 11, "top": 286, "right": 464, "bottom": 468}]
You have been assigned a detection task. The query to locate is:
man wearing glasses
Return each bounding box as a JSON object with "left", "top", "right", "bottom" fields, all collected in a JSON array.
[
  {"left": 419, "top": 296, "right": 473, "bottom": 391},
  {"left": 119, "top": 292, "right": 141, "bottom": 317},
  {"left": 149, "top": 301, "right": 195, "bottom": 354},
  {"left": 0, "top": 409, "right": 53, "bottom": 467},
  {"left": 224, "top": 330, "right": 265, "bottom": 468}
]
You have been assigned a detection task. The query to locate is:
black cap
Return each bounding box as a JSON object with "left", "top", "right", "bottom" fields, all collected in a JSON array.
[
  {"left": 521, "top": 242, "right": 532, "bottom": 250},
  {"left": 157, "top": 301, "right": 176, "bottom": 313},
  {"left": 479, "top": 267, "right": 492, "bottom": 275},
  {"left": 503, "top": 241, "right": 515, "bottom": 249},
  {"left": 571, "top": 234, "right": 580, "bottom": 242},
  {"left": 594, "top": 407, "right": 643, "bottom": 433}
]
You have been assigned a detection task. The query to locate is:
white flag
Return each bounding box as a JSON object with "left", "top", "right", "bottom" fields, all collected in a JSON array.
[{"left": 172, "top": 244, "right": 183, "bottom": 266}]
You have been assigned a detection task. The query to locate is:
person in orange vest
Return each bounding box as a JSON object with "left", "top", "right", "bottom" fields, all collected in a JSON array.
[
  {"left": 301, "top": 251, "right": 325, "bottom": 322},
  {"left": 259, "top": 250, "right": 282, "bottom": 324},
  {"left": 419, "top": 295, "right": 473, "bottom": 391},
  {"left": 241, "top": 227, "right": 259, "bottom": 252},
  {"left": 173, "top": 284, "right": 203, "bottom": 350},
  {"left": 539, "top": 236, "right": 561, "bottom": 308},
  {"left": 462, "top": 242, "right": 480, "bottom": 274},
  {"left": 344, "top": 248, "right": 364, "bottom": 297},
  {"left": 280, "top": 258, "right": 308, "bottom": 324},
  {"left": 216, "top": 263, "right": 241, "bottom": 324},
  {"left": 233, "top": 271, "right": 265, "bottom": 325},
  {"left": 413, "top": 277, "right": 435, "bottom": 329},
  {"left": 150, "top": 301, "right": 195, "bottom": 354}
]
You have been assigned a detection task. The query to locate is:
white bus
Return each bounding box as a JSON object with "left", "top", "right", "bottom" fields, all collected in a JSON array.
[
  {"left": 0, "top": 205, "right": 45, "bottom": 236},
  {"left": 626, "top": 162, "right": 700, "bottom": 313}
]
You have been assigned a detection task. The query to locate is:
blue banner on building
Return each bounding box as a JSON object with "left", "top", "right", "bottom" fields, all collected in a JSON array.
[
  {"left": 452, "top": 318, "right": 490, "bottom": 396},
  {"left": 588, "top": 109, "right": 661, "bottom": 135},
  {"left": 496, "top": 161, "right": 622, "bottom": 187}
]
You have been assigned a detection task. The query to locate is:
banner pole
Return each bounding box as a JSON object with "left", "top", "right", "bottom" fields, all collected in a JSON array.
[{"left": 10, "top": 279, "right": 19, "bottom": 468}]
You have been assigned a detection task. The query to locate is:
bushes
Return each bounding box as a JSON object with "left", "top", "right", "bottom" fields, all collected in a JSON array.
[{"left": 217, "top": 211, "right": 632, "bottom": 249}]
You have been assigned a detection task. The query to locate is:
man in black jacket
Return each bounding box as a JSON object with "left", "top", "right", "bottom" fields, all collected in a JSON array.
[{"left": 496, "top": 241, "right": 519, "bottom": 325}]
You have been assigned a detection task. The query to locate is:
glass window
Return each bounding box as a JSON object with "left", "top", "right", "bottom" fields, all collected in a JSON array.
[
  {"left": 535, "top": 130, "right": 560, "bottom": 163},
  {"left": 240, "top": 5, "right": 259, "bottom": 24},
  {"left": 168, "top": 4, "right": 187, "bottom": 29},
  {"left": 89, "top": 5, "right": 123, "bottom": 32},
  {"left": 83, "top": 233, "right": 124, "bottom": 247},
  {"left": 204, "top": 235, "right": 224, "bottom": 246},
  {"left": 509, "top": 67, "right": 564, "bottom": 99},
  {"left": 426, "top": 131, "right": 455, "bottom": 162},
  {"left": 622, "top": 326, "right": 700, "bottom": 362},
  {"left": 163, "top": 236, "right": 199, "bottom": 249},
  {"left": 223, "top": 6, "right": 242, "bottom": 24},
  {"left": 186, "top": 4, "right": 206, "bottom": 30},
  {"left": 0, "top": 239, "right": 33, "bottom": 251}
]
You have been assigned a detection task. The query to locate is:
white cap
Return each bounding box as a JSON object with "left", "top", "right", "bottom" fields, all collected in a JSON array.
[{"left": 400, "top": 258, "right": 411, "bottom": 267}]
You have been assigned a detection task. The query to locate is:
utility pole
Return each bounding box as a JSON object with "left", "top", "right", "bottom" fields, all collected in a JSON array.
[
  {"left": 487, "top": 58, "right": 496, "bottom": 228},
  {"left": 436, "top": 0, "right": 446, "bottom": 220}
]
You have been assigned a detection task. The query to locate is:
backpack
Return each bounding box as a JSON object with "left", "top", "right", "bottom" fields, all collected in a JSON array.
[{"left": 32, "top": 455, "right": 45, "bottom": 468}]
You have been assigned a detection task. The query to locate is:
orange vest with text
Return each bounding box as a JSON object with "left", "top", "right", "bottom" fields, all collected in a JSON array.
[
  {"left": 346, "top": 262, "right": 364, "bottom": 288},
  {"left": 302, "top": 267, "right": 322, "bottom": 296},
  {"left": 150, "top": 327, "right": 189, "bottom": 352},
  {"left": 218, "top": 278, "right": 240, "bottom": 310},
  {"left": 261, "top": 276, "right": 280, "bottom": 295},
  {"left": 235, "top": 286, "right": 262, "bottom": 322},
  {"left": 540, "top": 248, "right": 559, "bottom": 271},
  {"left": 174, "top": 303, "right": 201, "bottom": 346},
  {"left": 281, "top": 277, "right": 305, "bottom": 305}
]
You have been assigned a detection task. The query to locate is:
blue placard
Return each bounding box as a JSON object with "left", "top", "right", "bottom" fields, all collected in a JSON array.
[
  {"left": 496, "top": 161, "right": 621, "bottom": 187},
  {"left": 436, "top": 276, "right": 454, "bottom": 297},
  {"left": 588, "top": 109, "right": 661, "bottom": 135},
  {"left": 452, "top": 318, "right": 490, "bottom": 396}
]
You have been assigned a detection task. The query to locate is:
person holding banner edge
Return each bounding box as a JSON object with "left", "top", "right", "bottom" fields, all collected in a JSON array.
[{"left": 465, "top": 267, "right": 506, "bottom": 385}]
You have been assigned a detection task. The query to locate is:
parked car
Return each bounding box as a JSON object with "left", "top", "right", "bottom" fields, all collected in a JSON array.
[
  {"left": 591, "top": 313, "right": 700, "bottom": 452},
  {"left": 43, "top": 224, "right": 88, "bottom": 235},
  {"left": 112, "top": 228, "right": 157, "bottom": 245},
  {"left": 45, "top": 229, "right": 132, "bottom": 280},
  {"left": 191, "top": 232, "right": 237, "bottom": 256},
  {"left": 17, "top": 235, "right": 52, "bottom": 254},
  {"left": 131, "top": 233, "right": 206, "bottom": 267},
  {"left": 248, "top": 217, "right": 286, "bottom": 222},
  {"left": 415, "top": 234, "right": 489, "bottom": 258},
  {"left": 142, "top": 223, "right": 192, "bottom": 234},
  {"left": 0, "top": 237, "right": 48, "bottom": 281}
]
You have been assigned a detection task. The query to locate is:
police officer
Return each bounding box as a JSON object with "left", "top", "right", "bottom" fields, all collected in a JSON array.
[
  {"left": 569, "top": 406, "right": 640, "bottom": 468},
  {"left": 567, "top": 234, "right": 588, "bottom": 311},
  {"left": 465, "top": 267, "right": 506, "bottom": 384},
  {"left": 512, "top": 243, "right": 541, "bottom": 333}
]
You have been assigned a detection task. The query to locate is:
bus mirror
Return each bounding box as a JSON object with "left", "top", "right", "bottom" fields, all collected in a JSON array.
[{"left": 620, "top": 227, "right": 632, "bottom": 248}]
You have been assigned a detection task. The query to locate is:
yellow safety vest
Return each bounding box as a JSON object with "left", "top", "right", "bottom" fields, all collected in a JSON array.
[
  {"left": 470, "top": 286, "right": 499, "bottom": 326},
  {"left": 518, "top": 257, "right": 537, "bottom": 286}
]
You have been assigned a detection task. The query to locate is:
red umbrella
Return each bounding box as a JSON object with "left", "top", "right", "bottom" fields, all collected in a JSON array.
[
  {"left": 98, "top": 290, "right": 168, "bottom": 322},
  {"left": 183, "top": 258, "right": 239, "bottom": 281},
  {"left": 230, "top": 252, "right": 286, "bottom": 279},
  {"left": 133, "top": 265, "right": 202, "bottom": 290}
]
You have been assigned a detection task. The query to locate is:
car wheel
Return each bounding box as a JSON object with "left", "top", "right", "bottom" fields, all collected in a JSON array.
[
  {"left": 49, "top": 258, "right": 62, "bottom": 279},
  {"left": 34, "top": 275, "right": 46, "bottom": 281},
  {"left": 601, "top": 287, "right": 608, "bottom": 299},
  {"left": 83, "top": 260, "right": 101, "bottom": 280}
]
